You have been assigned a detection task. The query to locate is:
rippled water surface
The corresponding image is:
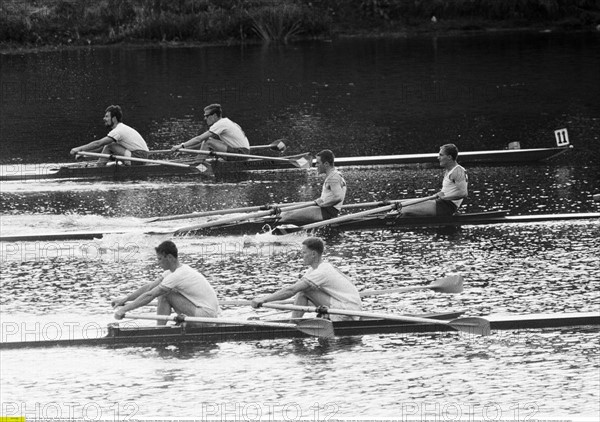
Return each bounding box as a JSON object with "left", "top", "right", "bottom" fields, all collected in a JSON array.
[{"left": 1, "top": 31, "right": 600, "bottom": 420}]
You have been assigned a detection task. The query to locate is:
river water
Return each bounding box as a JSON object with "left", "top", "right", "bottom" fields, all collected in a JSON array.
[{"left": 1, "top": 31, "right": 599, "bottom": 421}]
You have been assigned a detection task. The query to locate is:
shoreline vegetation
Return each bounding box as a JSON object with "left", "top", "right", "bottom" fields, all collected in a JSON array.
[{"left": 1, "top": 0, "right": 600, "bottom": 52}]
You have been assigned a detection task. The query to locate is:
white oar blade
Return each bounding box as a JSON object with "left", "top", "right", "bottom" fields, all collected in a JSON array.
[
  {"left": 448, "top": 317, "right": 491, "bottom": 336},
  {"left": 291, "top": 155, "right": 312, "bottom": 169},
  {"left": 296, "top": 319, "right": 335, "bottom": 339},
  {"left": 430, "top": 275, "right": 464, "bottom": 293}
]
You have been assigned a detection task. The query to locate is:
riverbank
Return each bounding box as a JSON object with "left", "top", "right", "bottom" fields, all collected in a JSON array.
[{"left": 1, "top": 0, "right": 599, "bottom": 53}]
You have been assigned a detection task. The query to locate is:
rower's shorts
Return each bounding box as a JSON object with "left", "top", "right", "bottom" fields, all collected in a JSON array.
[
  {"left": 131, "top": 149, "right": 149, "bottom": 165},
  {"left": 435, "top": 198, "right": 458, "bottom": 216},
  {"left": 320, "top": 206, "right": 340, "bottom": 220}
]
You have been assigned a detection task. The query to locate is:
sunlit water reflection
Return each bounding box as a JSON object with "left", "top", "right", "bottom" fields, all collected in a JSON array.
[{"left": 1, "top": 32, "right": 600, "bottom": 420}]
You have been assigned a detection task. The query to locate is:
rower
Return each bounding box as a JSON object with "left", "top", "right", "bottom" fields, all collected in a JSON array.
[
  {"left": 70, "top": 105, "right": 149, "bottom": 166},
  {"left": 251, "top": 237, "right": 362, "bottom": 321},
  {"left": 278, "top": 149, "right": 347, "bottom": 224},
  {"left": 401, "top": 143, "right": 468, "bottom": 217},
  {"left": 171, "top": 103, "right": 250, "bottom": 160},
  {"left": 112, "top": 241, "right": 220, "bottom": 325}
]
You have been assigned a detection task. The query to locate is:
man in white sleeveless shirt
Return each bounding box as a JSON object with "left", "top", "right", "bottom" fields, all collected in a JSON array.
[
  {"left": 251, "top": 237, "right": 362, "bottom": 321},
  {"left": 70, "top": 105, "right": 149, "bottom": 165},
  {"left": 112, "top": 241, "right": 220, "bottom": 325},
  {"left": 278, "top": 149, "right": 347, "bottom": 224},
  {"left": 172, "top": 103, "right": 250, "bottom": 158},
  {"left": 402, "top": 143, "right": 468, "bottom": 216}
]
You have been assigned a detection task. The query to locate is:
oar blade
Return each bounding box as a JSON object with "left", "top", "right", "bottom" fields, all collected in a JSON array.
[
  {"left": 295, "top": 318, "right": 335, "bottom": 339},
  {"left": 290, "top": 154, "right": 312, "bottom": 169},
  {"left": 270, "top": 140, "right": 287, "bottom": 151},
  {"left": 448, "top": 317, "right": 491, "bottom": 336},
  {"left": 430, "top": 275, "right": 464, "bottom": 293}
]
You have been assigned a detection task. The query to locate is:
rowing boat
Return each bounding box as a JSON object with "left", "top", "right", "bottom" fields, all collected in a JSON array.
[
  {"left": 1, "top": 211, "right": 597, "bottom": 242},
  {"left": 1, "top": 311, "right": 597, "bottom": 349},
  {"left": 0, "top": 142, "right": 571, "bottom": 182},
  {"left": 165, "top": 210, "right": 600, "bottom": 237},
  {"left": 335, "top": 145, "right": 571, "bottom": 167},
  {"left": 0, "top": 153, "right": 312, "bottom": 182}
]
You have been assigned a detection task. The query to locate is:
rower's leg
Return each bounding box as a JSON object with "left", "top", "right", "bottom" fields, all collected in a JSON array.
[
  {"left": 278, "top": 206, "right": 323, "bottom": 224},
  {"left": 291, "top": 293, "right": 310, "bottom": 319},
  {"left": 156, "top": 296, "right": 173, "bottom": 326},
  {"left": 106, "top": 143, "right": 132, "bottom": 165},
  {"left": 201, "top": 138, "right": 227, "bottom": 153},
  {"left": 401, "top": 199, "right": 437, "bottom": 217}
]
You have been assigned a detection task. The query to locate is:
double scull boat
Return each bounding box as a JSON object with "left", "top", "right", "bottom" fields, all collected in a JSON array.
[
  {"left": 0, "top": 131, "right": 571, "bottom": 182},
  {"left": 1, "top": 211, "right": 597, "bottom": 242},
  {"left": 1, "top": 311, "right": 597, "bottom": 349}
]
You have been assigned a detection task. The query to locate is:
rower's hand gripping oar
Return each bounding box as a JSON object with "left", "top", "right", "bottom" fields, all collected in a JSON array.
[
  {"left": 258, "top": 303, "right": 491, "bottom": 336},
  {"left": 146, "top": 201, "right": 315, "bottom": 235},
  {"left": 124, "top": 313, "right": 334, "bottom": 339},
  {"left": 179, "top": 148, "right": 312, "bottom": 169},
  {"left": 76, "top": 151, "right": 213, "bottom": 174},
  {"left": 274, "top": 195, "right": 438, "bottom": 235}
]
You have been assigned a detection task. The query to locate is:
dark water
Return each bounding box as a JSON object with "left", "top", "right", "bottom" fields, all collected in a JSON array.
[
  {"left": 1, "top": 32, "right": 599, "bottom": 420},
  {"left": 1, "top": 32, "right": 599, "bottom": 164}
]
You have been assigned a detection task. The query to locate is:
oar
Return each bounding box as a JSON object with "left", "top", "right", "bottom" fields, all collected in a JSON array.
[
  {"left": 148, "top": 140, "right": 287, "bottom": 154},
  {"left": 179, "top": 148, "right": 312, "bottom": 169},
  {"left": 360, "top": 274, "right": 464, "bottom": 296},
  {"left": 249, "top": 139, "right": 287, "bottom": 152},
  {"left": 259, "top": 303, "right": 491, "bottom": 336},
  {"left": 144, "top": 201, "right": 307, "bottom": 223},
  {"left": 147, "top": 201, "right": 315, "bottom": 235},
  {"left": 76, "top": 151, "right": 211, "bottom": 173},
  {"left": 124, "top": 313, "right": 334, "bottom": 339},
  {"left": 220, "top": 275, "right": 463, "bottom": 306},
  {"left": 147, "top": 199, "right": 414, "bottom": 224},
  {"left": 274, "top": 195, "right": 437, "bottom": 235}
]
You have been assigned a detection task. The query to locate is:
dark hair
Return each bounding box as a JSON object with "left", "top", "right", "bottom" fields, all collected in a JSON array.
[
  {"left": 316, "top": 149, "right": 335, "bottom": 166},
  {"left": 204, "top": 103, "right": 223, "bottom": 118},
  {"left": 105, "top": 105, "right": 123, "bottom": 122},
  {"left": 155, "top": 240, "right": 178, "bottom": 258},
  {"left": 440, "top": 143, "right": 459, "bottom": 161},
  {"left": 302, "top": 237, "right": 324, "bottom": 255}
]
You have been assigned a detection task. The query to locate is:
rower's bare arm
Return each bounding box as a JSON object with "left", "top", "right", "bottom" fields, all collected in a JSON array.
[
  {"left": 114, "top": 285, "right": 166, "bottom": 319},
  {"left": 251, "top": 279, "right": 311, "bottom": 308},
  {"left": 70, "top": 136, "right": 113, "bottom": 155},
  {"left": 173, "top": 131, "right": 213, "bottom": 150},
  {"left": 111, "top": 276, "right": 162, "bottom": 308}
]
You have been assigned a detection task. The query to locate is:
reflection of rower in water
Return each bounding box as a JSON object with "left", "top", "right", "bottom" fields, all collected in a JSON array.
[
  {"left": 277, "top": 149, "right": 347, "bottom": 224},
  {"left": 401, "top": 143, "right": 468, "bottom": 217}
]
